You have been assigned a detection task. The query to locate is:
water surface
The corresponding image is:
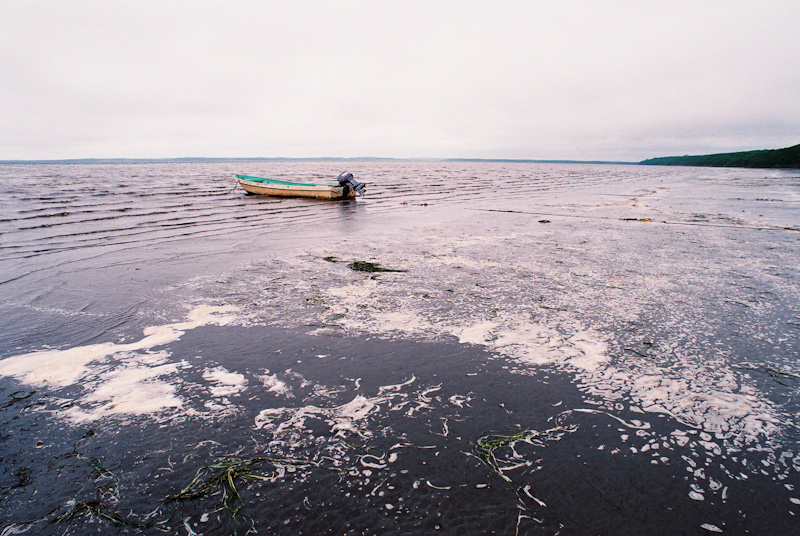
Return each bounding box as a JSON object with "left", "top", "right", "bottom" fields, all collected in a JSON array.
[{"left": 1, "top": 161, "right": 799, "bottom": 534}]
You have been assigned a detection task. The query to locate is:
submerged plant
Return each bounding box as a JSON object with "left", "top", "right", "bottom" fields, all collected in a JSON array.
[
  {"left": 57, "top": 499, "right": 139, "bottom": 529},
  {"left": 77, "top": 453, "right": 114, "bottom": 477},
  {"left": 765, "top": 366, "right": 800, "bottom": 387},
  {"left": 475, "top": 426, "right": 574, "bottom": 483},
  {"left": 348, "top": 260, "right": 406, "bottom": 273},
  {"left": 55, "top": 450, "right": 148, "bottom": 529},
  {"left": 166, "top": 456, "right": 317, "bottom": 528},
  {"left": 733, "top": 363, "right": 800, "bottom": 388},
  {"left": 475, "top": 425, "right": 577, "bottom": 534},
  {"left": 54, "top": 451, "right": 320, "bottom": 534}
]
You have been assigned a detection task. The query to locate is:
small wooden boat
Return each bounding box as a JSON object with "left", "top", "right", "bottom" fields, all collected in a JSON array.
[{"left": 234, "top": 172, "right": 365, "bottom": 200}]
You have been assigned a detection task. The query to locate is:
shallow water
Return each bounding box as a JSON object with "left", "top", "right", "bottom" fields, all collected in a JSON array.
[{"left": 1, "top": 160, "right": 799, "bottom": 534}]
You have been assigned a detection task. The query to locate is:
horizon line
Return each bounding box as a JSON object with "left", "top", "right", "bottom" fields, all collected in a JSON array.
[{"left": 0, "top": 156, "right": 639, "bottom": 165}]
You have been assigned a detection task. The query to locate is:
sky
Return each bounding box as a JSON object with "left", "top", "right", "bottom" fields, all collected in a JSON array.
[{"left": 1, "top": 0, "right": 799, "bottom": 161}]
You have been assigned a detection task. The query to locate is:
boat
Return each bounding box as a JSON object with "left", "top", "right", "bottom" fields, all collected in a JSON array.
[{"left": 234, "top": 171, "right": 365, "bottom": 200}]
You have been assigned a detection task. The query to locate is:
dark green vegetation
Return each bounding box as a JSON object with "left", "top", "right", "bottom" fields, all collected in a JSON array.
[
  {"left": 61, "top": 446, "right": 321, "bottom": 534},
  {"left": 166, "top": 456, "right": 318, "bottom": 525},
  {"left": 640, "top": 143, "right": 800, "bottom": 169},
  {"left": 474, "top": 426, "right": 574, "bottom": 484},
  {"left": 347, "top": 260, "right": 406, "bottom": 273},
  {"left": 322, "top": 256, "right": 406, "bottom": 272}
]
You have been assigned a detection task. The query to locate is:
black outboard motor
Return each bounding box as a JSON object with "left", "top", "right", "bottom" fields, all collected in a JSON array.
[{"left": 337, "top": 171, "right": 366, "bottom": 196}]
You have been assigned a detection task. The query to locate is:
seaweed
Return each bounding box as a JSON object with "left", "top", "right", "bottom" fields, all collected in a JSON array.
[
  {"left": 166, "top": 456, "right": 317, "bottom": 528},
  {"left": 624, "top": 347, "right": 650, "bottom": 358},
  {"left": 733, "top": 363, "right": 800, "bottom": 388},
  {"left": 475, "top": 426, "right": 571, "bottom": 483},
  {"left": 764, "top": 367, "right": 799, "bottom": 387},
  {"left": 55, "top": 448, "right": 151, "bottom": 530},
  {"left": 51, "top": 442, "right": 320, "bottom": 534},
  {"left": 77, "top": 453, "right": 114, "bottom": 477},
  {"left": 474, "top": 425, "right": 577, "bottom": 534},
  {"left": 348, "top": 260, "right": 406, "bottom": 273},
  {"left": 56, "top": 499, "right": 140, "bottom": 529}
]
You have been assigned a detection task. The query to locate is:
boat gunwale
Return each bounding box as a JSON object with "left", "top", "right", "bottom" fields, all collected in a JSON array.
[{"left": 234, "top": 174, "right": 335, "bottom": 188}]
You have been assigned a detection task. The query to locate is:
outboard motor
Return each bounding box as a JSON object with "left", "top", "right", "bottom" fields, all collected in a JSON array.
[{"left": 337, "top": 171, "right": 366, "bottom": 196}]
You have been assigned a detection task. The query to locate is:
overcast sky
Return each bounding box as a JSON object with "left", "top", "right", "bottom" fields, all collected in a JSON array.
[{"left": 1, "top": 1, "right": 798, "bottom": 161}]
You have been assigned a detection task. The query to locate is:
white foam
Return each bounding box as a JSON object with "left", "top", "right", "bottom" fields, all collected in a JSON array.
[
  {"left": 581, "top": 368, "right": 781, "bottom": 443},
  {"left": 372, "top": 311, "right": 435, "bottom": 336},
  {"left": 379, "top": 376, "right": 416, "bottom": 393},
  {"left": 0, "top": 305, "right": 238, "bottom": 389},
  {"left": 255, "top": 395, "right": 380, "bottom": 439},
  {"left": 566, "top": 331, "right": 609, "bottom": 371},
  {"left": 456, "top": 321, "right": 498, "bottom": 345},
  {"left": 454, "top": 319, "right": 610, "bottom": 372},
  {"left": 203, "top": 366, "right": 247, "bottom": 398},
  {"left": 253, "top": 380, "right": 443, "bottom": 462},
  {"left": 64, "top": 361, "right": 184, "bottom": 423},
  {"left": 0, "top": 305, "right": 239, "bottom": 422},
  {"left": 258, "top": 371, "right": 292, "bottom": 397},
  {"left": 0, "top": 342, "right": 119, "bottom": 388}
]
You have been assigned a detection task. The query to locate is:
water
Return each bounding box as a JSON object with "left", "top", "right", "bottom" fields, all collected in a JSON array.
[{"left": 0, "top": 160, "right": 799, "bottom": 534}]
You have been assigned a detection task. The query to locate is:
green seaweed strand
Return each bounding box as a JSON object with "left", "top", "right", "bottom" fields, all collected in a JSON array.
[
  {"left": 475, "top": 426, "right": 570, "bottom": 483},
  {"left": 166, "top": 456, "right": 317, "bottom": 528}
]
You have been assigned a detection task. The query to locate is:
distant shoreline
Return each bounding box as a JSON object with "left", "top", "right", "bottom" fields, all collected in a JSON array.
[{"left": 640, "top": 143, "right": 800, "bottom": 169}]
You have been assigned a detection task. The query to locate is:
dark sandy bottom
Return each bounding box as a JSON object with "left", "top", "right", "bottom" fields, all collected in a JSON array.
[{"left": 1, "top": 324, "right": 794, "bottom": 535}]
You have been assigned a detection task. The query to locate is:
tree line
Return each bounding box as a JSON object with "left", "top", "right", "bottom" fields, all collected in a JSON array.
[{"left": 640, "top": 143, "right": 800, "bottom": 169}]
